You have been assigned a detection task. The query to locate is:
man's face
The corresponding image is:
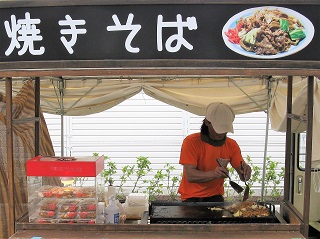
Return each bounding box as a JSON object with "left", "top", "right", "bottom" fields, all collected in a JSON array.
[{"left": 205, "top": 119, "right": 227, "bottom": 140}]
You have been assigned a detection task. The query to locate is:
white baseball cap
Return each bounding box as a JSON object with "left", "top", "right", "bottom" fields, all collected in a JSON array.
[{"left": 205, "top": 102, "right": 235, "bottom": 134}]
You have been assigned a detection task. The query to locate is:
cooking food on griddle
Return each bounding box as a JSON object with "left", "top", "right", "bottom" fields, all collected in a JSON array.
[
  {"left": 224, "top": 8, "right": 306, "bottom": 55},
  {"left": 225, "top": 200, "right": 270, "bottom": 217},
  {"left": 209, "top": 206, "right": 223, "bottom": 211}
]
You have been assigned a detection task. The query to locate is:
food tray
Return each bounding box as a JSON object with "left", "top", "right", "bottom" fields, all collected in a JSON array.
[{"left": 149, "top": 201, "right": 279, "bottom": 224}]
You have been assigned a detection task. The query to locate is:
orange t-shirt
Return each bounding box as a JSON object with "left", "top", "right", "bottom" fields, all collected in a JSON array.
[{"left": 178, "top": 132, "right": 243, "bottom": 201}]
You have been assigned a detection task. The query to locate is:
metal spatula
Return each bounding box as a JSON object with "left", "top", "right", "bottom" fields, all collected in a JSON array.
[
  {"left": 241, "top": 161, "right": 249, "bottom": 201},
  {"left": 216, "top": 158, "right": 244, "bottom": 194}
]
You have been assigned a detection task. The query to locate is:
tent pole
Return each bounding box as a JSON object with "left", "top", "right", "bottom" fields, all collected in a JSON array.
[
  {"left": 6, "top": 77, "right": 15, "bottom": 236},
  {"left": 260, "top": 79, "right": 271, "bottom": 200},
  {"left": 34, "top": 77, "right": 40, "bottom": 156},
  {"left": 301, "top": 76, "right": 314, "bottom": 237},
  {"left": 59, "top": 79, "right": 64, "bottom": 156}
]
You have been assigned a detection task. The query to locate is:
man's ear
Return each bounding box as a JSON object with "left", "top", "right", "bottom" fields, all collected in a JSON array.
[{"left": 204, "top": 118, "right": 210, "bottom": 126}]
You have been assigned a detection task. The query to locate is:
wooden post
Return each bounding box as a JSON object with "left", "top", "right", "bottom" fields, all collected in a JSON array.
[
  {"left": 6, "top": 77, "right": 15, "bottom": 236},
  {"left": 283, "top": 76, "right": 293, "bottom": 201},
  {"left": 34, "top": 77, "right": 40, "bottom": 156},
  {"left": 301, "top": 76, "right": 314, "bottom": 237}
]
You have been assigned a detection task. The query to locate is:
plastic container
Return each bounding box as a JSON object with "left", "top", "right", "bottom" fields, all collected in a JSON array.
[
  {"left": 124, "top": 193, "right": 149, "bottom": 219},
  {"left": 126, "top": 193, "right": 148, "bottom": 206},
  {"left": 104, "top": 197, "right": 120, "bottom": 224},
  {"left": 26, "top": 155, "right": 104, "bottom": 224},
  {"left": 105, "top": 185, "right": 116, "bottom": 205}
]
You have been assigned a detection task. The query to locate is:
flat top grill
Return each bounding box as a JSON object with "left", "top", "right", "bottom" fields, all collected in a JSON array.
[{"left": 149, "top": 201, "right": 280, "bottom": 224}]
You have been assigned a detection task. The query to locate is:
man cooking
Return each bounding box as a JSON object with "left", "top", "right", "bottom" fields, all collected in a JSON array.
[{"left": 178, "top": 102, "right": 252, "bottom": 202}]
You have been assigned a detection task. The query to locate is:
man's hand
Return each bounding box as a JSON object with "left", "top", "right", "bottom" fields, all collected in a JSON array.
[
  {"left": 214, "top": 166, "right": 229, "bottom": 179},
  {"left": 237, "top": 162, "right": 252, "bottom": 181},
  {"left": 183, "top": 164, "right": 229, "bottom": 183}
]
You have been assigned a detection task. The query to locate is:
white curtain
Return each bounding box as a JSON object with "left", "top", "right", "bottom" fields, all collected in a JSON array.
[
  {"left": 0, "top": 76, "right": 270, "bottom": 116},
  {"left": 270, "top": 77, "right": 320, "bottom": 167}
]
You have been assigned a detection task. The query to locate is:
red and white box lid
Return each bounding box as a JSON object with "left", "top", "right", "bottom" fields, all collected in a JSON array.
[{"left": 26, "top": 155, "right": 104, "bottom": 177}]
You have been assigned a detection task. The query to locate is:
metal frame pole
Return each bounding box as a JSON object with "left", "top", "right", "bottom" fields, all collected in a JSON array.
[
  {"left": 301, "top": 76, "right": 314, "bottom": 237},
  {"left": 59, "top": 79, "right": 64, "bottom": 156},
  {"left": 6, "top": 77, "right": 15, "bottom": 236},
  {"left": 34, "top": 77, "right": 40, "bottom": 156},
  {"left": 260, "top": 79, "right": 271, "bottom": 200}
]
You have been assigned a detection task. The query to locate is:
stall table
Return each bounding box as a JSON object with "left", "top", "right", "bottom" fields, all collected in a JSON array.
[{"left": 10, "top": 230, "right": 305, "bottom": 239}]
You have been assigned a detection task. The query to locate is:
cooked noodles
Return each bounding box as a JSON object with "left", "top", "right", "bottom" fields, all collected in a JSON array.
[
  {"left": 225, "top": 8, "right": 306, "bottom": 55},
  {"left": 225, "top": 201, "right": 270, "bottom": 217}
]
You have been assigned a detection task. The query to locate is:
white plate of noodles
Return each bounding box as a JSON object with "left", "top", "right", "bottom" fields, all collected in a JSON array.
[{"left": 222, "top": 6, "right": 314, "bottom": 59}]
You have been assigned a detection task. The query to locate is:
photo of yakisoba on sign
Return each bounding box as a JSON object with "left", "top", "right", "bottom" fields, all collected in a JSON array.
[{"left": 222, "top": 6, "right": 314, "bottom": 59}]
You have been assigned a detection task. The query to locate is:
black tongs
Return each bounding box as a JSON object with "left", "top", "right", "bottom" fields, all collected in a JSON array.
[
  {"left": 216, "top": 158, "right": 244, "bottom": 194},
  {"left": 241, "top": 161, "right": 250, "bottom": 201}
]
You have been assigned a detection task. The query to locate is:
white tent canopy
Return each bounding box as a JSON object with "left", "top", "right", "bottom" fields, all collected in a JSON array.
[
  {"left": 2, "top": 76, "right": 271, "bottom": 116},
  {"left": 1, "top": 76, "right": 319, "bottom": 165}
]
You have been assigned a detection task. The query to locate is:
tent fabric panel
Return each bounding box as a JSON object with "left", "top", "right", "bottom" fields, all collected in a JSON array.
[
  {"left": 0, "top": 80, "right": 60, "bottom": 239},
  {"left": 270, "top": 77, "right": 320, "bottom": 168},
  {"left": 39, "top": 79, "right": 143, "bottom": 116},
  {"left": 35, "top": 77, "right": 271, "bottom": 116},
  {"left": 142, "top": 80, "right": 269, "bottom": 116}
]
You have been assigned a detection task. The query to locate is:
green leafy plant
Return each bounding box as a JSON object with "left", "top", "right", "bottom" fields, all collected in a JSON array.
[
  {"left": 144, "top": 169, "right": 166, "bottom": 201},
  {"left": 117, "top": 165, "right": 135, "bottom": 199},
  {"left": 102, "top": 156, "right": 117, "bottom": 186},
  {"left": 263, "top": 156, "right": 285, "bottom": 200},
  {"left": 92, "top": 153, "right": 117, "bottom": 186},
  {"left": 92, "top": 152, "right": 285, "bottom": 203},
  {"left": 131, "top": 156, "right": 151, "bottom": 193},
  {"left": 164, "top": 163, "right": 181, "bottom": 201},
  {"left": 246, "top": 155, "right": 262, "bottom": 196}
]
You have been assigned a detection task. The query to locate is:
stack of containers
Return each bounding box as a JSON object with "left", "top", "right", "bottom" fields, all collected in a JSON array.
[
  {"left": 26, "top": 155, "right": 104, "bottom": 224},
  {"left": 123, "top": 193, "right": 149, "bottom": 219}
]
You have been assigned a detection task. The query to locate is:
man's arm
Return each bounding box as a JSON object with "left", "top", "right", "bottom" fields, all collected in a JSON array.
[{"left": 183, "top": 164, "right": 228, "bottom": 183}]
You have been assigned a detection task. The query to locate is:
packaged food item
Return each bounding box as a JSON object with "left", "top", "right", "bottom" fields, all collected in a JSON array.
[
  {"left": 59, "top": 200, "right": 78, "bottom": 212},
  {"left": 58, "top": 219, "right": 77, "bottom": 224},
  {"left": 38, "top": 210, "right": 56, "bottom": 218},
  {"left": 79, "top": 211, "right": 96, "bottom": 219},
  {"left": 56, "top": 187, "right": 75, "bottom": 198},
  {"left": 58, "top": 219, "right": 95, "bottom": 224},
  {"left": 37, "top": 186, "right": 59, "bottom": 198},
  {"left": 39, "top": 199, "right": 59, "bottom": 211},
  {"left": 59, "top": 211, "right": 77, "bottom": 219},
  {"left": 75, "top": 186, "right": 95, "bottom": 198},
  {"left": 78, "top": 199, "right": 96, "bottom": 211},
  {"left": 37, "top": 219, "right": 54, "bottom": 223}
]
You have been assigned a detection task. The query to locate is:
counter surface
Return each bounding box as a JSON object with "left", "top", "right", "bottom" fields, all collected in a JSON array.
[{"left": 10, "top": 230, "right": 305, "bottom": 239}]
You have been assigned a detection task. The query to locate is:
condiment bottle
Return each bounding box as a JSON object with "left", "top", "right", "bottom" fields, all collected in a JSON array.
[{"left": 104, "top": 196, "right": 120, "bottom": 224}]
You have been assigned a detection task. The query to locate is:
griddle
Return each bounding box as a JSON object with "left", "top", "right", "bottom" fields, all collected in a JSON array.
[{"left": 149, "top": 201, "right": 279, "bottom": 224}]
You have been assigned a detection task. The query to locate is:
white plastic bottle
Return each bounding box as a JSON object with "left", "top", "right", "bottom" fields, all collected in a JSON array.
[
  {"left": 104, "top": 196, "right": 120, "bottom": 224},
  {"left": 105, "top": 185, "right": 116, "bottom": 206}
]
